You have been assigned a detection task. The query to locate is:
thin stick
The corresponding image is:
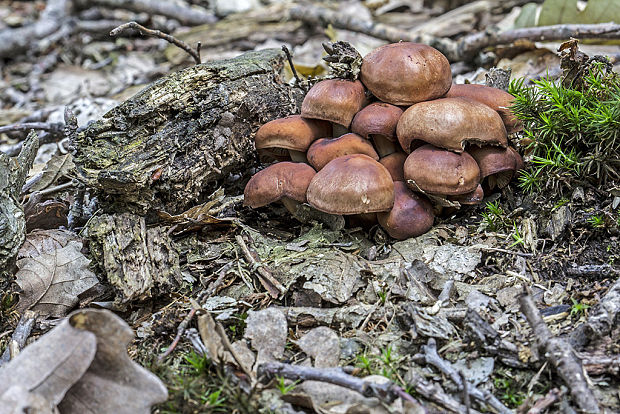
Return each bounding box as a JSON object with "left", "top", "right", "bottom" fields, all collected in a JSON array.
[
  {"left": 258, "top": 361, "right": 416, "bottom": 405},
  {"left": 0, "top": 310, "right": 37, "bottom": 366},
  {"left": 110, "top": 21, "right": 201, "bottom": 64},
  {"left": 281, "top": 45, "right": 302, "bottom": 87},
  {"left": 473, "top": 244, "right": 534, "bottom": 257},
  {"left": 236, "top": 234, "right": 285, "bottom": 298},
  {"left": 0, "top": 122, "right": 64, "bottom": 135}
]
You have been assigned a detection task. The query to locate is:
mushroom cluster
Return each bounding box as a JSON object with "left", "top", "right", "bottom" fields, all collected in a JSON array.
[{"left": 244, "top": 42, "right": 523, "bottom": 240}]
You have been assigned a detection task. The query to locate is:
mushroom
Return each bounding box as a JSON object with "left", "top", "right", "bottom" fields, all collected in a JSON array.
[
  {"left": 404, "top": 144, "right": 480, "bottom": 196},
  {"left": 446, "top": 83, "right": 522, "bottom": 134},
  {"left": 301, "top": 79, "right": 366, "bottom": 135},
  {"left": 244, "top": 162, "right": 316, "bottom": 214},
  {"left": 379, "top": 152, "right": 407, "bottom": 181},
  {"left": 468, "top": 146, "right": 518, "bottom": 191},
  {"left": 307, "top": 154, "right": 394, "bottom": 215},
  {"left": 397, "top": 97, "right": 508, "bottom": 153},
  {"left": 360, "top": 42, "right": 451, "bottom": 106},
  {"left": 255, "top": 115, "right": 331, "bottom": 162},
  {"left": 448, "top": 184, "right": 484, "bottom": 205},
  {"left": 351, "top": 102, "right": 403, "bottom": 157},
  {"left": 509, "top": 146, "right": 525, "bottom": 171},
  {"left": 377, "top": 181, "right": 434, "bottom": 240},
  {"left": 306, "top": 133, "right": 379, "bottom": 171}
]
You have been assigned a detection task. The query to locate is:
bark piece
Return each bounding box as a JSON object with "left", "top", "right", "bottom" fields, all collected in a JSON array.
[
  {"left": 87, "top": 213, "right": 181, "bottom": 303},
  {"left": 73, "top": 49, "right": 304, "bottom": 214}
]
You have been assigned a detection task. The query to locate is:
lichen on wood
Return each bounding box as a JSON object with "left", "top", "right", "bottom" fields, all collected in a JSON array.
[{"left": 73, "top": 49, "right": 304, "bottom": 214}]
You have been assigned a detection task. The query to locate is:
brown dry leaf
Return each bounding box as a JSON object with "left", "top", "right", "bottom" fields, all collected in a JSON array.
[
  {"left": 16, "top": 240, "right": 100, "bottom": 317},
  {"left": 244, "top": 308, "right": 287, "bottom": 371},
  {"left": 25, "top": 199, "right": 69, "bottom": 232},
  {"left": 58, "top": 309, "right": 168, "bottom": 413},
  {"left": 24, "top": 154, "right": 75, "bottom": 193},
  {"left": 0, "top": 315, "right": 97, "bottom": 408},
  {"left": 17, "top": 229, "right": 80, "bottom": 260}
]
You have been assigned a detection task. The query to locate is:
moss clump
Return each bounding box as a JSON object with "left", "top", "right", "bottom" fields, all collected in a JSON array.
[{"left": 509, "top": 59, "right": 620, "bottom": 190}]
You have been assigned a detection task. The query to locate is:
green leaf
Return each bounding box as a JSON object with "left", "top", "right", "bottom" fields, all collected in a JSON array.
[
  {"left": 514, "top": 3, "right": 540, "bottom": 28},
  {"left": 538, "top": 0, "right": 620, "bottom": 26}
]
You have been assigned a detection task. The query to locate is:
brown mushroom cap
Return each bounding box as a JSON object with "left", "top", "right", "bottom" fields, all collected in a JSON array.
[
  {"left": 377, "top": 181, "right": 434, "bottom": 240},
  {"left": 307, "top": 133, "right": 379, "bottom": 171},
  {"left": 446, "top": 84, "right": 522, "bottom": 134},
  {"left": 397, "top": 97, "right": 508, "bottom": 153},
  {"left": 404, "top": 144, "right": 480, "bottom": 195},
  {"left": 351, "top": 102, "right": 403, "bottom": 141},
  {"left": 509, "top": 146, "right": 525, "bottom": 171},
  {"left": 468, "top": 146, "right": 517, "bottom": 190},
  {"left": 307, "top": 154, "right": 394, "bottom": 214},
  {"left": 360, "top": 42, "right": 451, "bottom": 106},
  {"left": 301, "top": 79, "right": 366, "bottom": 128},
  {"left": 379, "top": 152, "right": 407, "bottom": 181},
  {"left": 244, "top": 162, "right": 316, "bottom": 208},
  {"left": 255, "top": 115, "right": 331, "bottom": 161},
  {"left": 449, "top": 184, "right": 484, "bottom": 205}
]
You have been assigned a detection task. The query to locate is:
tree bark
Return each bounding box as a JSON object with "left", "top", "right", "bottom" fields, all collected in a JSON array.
[{"left": 73, "top": 49, "right": 305, "bottom": 214}]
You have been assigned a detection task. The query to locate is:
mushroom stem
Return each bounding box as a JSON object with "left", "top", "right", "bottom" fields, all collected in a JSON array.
[
  {"left": 332, "top": 123, "right": 349, "bottom": 138},
  {"left": 281, "top": 197, "right": 301, "bottom": 215},
  {"left": 371, "top": 135, "right": 397, "bottom": 157},
  {"left": 288, "top": 149, "right": 309, "bottom": 163}
]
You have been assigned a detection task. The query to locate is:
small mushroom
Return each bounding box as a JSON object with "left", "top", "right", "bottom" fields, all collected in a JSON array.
[
  {"left": 446, "top": 83, "right": 522, "bottom": 134},
  {"left": 468, "top": 146, "right": 517, "bottom": 191},
  {"left": 307, "top": 133, "right": 379, "bottom": 171},
  {"left": 397, "top": 97, "right": 507, "bottom": 153},
  {"left": 360, "top": 42, "right": 451, "bottom": 106},
  {"left": 244, "top": 162, "right": 316, "bottom": 214},
  {"left": 301, "top": 79, "right": 366, "bottom": 131},
  {"left": 255, "top": 115, "right": 331, "bottom": 162},
  {"left": 379, "top": 152, "right": 407, "bottom": 181},
  {"left": 307, "top": 154, "right": 394, "bottom": 215},
  {"left": 509, "top": 146, "right": 525, "bottom": 171},
  {"left": 351, "top": 102, "right": 403, "bottom": 157},
  {"left": 404, "top": 144, "right": 480, "bottom": 195},
  {"left": 448, "top": 184, "right": 484, "bottom": 205},
  {"left": 377, "top": 181, "right": 434, "bottom": 240}
]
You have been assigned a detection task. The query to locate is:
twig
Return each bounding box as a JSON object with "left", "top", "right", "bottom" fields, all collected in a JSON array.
[
  {"left": 258, "top": 361, "right": 415, "bottom": 404},
  {"left": 406, "top": 370, "right": 476, "bottom": 414},
  {"left": 289, "top": 5, "right": 620, "bottom": 62},
  {"left": 581, "top": 354, "right": 620, "bottom": 376},
  {"left": 110, "top": 21, "right": 201, "bottom": 65},
  {"left": 519, "top": 286, "right": 600, "bottom": 413},
  {"left": 0, "top": 122, "right": 65, "bottom": 136},
  {"left": 527, "top": 388, "right": 564, "bottom": 414},
  {"left": 281, "top": 45, "right": 303, "bottom": 87},
  {"left": 22, "top": 180, "right": 77, "bottom": 198},
  {"left": 0, "top": 310, "right": 37, "bottom": 367},
  {"left": 460, "top": 371, "right": 471, "bottom": 414},
  {"left": 236, "top": 234, "right": 285, "bottom": 298},
  {"left": 158, "top": 304, "right": 198, "bottom": 361},
  {"left": 473, "top": 244, "right": 534, "bottom": 257},
  {"left": 415, "top": 338, "right": 512, "bottom": 414}
]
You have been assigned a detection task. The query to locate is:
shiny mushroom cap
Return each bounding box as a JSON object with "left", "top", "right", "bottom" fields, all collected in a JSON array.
[
  {"left": 351, "top": 102, "right": 403, "bottom": 141},
  {"left": 397, "top": 97, "right": 508, "bottom": 153},
  {"left": 360, "top": 42, "right": 451, "bottom": 106},
  {"left": 377, "top": 181, "right": 434, "bottom": 240},
  {"left": 307, "top": 133, "right": 379, "bottom": 171},
  {"left": 255, "top": 115, "right": 331, "bottom": 161},
  {"left": 446, "top": 83, "right": 522, "bottom": 134},
  {"left": 244, "top": 162, "right": 316, "bottom": 208},
  {"left": 404, "top": 144, "right": 480, "bottom": 195},
  {"left": 301, "top": 79, "right": 366, "bottom": 128},
  {"left": 379, "top": 152, "right": 407, "bottom": 181},
  {"left": 468, "top": 146, "right": 517, "bottom": 190},
  {"left": 307, "top": 154, "right": 394, "bottom": 215}
]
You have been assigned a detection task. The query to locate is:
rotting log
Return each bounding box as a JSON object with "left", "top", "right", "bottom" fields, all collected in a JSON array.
[{"left": 73, "top": 49, "right": 305, "bottom": 214}]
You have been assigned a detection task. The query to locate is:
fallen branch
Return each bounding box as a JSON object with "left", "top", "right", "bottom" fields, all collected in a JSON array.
[
  {"left": 110, "top": 21, "right": 201, "bottom": 64},
  {"left": 289, "top": 5, "right": 620, "bottom": 62},
  {"left": 414, "top": 338, "right": 512, "bottom": 414},
  {"left": 519, "top": 286, "right": 600, "bottom": 413},
  {"left": 258, "top": 361, "right": 415, "bottom": 405},
  {"left": 406, "top": 369, "right": 477, "bottom": 414},
  {"left": 236, "top": 233, "right": 285, "bottom": 298},
  {"left": 581, "top": 354, "right": 620, "bottom": 377},
  {"left": 0, "top": 311, "right": 37, "bottom": 367},
  {"left": 527, "top": 388, "right": 564, "bottom": 414}
]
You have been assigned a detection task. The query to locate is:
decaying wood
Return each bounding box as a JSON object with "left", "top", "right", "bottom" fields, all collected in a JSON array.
[
  {"left": 73, "top": 49, "right": 304, "bottom": 214},
  {"left": 519, "top": 287, "right": 600, "bottom": 414},
  {"left": 86, "top": 213, "right": 181, "bottom": 304}
]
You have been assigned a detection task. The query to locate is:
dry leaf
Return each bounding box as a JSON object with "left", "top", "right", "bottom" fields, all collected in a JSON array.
[
  {"left": 17, "top": 229, "right": 80, "bottom": 260},
  {"left": 244, "top": 308, "right": 287, "bottom": 370},
  {"left": 24, "top": 154, "right": 75, "bottom": 193},
  {"left": 16, "top": 240, "right": 100, "bottom": 317},
  {"left": 296, "top": 327, "right": 340, "bottom": 368}
]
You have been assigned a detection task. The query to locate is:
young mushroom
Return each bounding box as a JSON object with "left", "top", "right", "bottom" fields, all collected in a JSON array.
[
  {"left": 377, "top": 181, "right": 434, "bottom": 240},
  {"left": 446, "top": 83, "right": 522, "bottom": 134},
  {"left": 379, "top": 152, "right": 407, "bottom": 181},
  {"left": 351, "top": 102, "right": 403, "bottom": 157},
  {"left": 255, "top": 115, "right": 331, "bottom": 163},
  {"left": 244, "top": 162, "right": 316, "bottom": 214},
  {"left": 397, "top": 97, "right": 508, "bottom": 153},
  {"left": 404, "top": 144, "right": 480, "bottom": 196},
  {"left": 306, "top": 133, "right": 379, "bottom": 171},
  {"left": 468, "top": 146, "right": 518, "bottom": 191},
  {"left": 307, "top": 154, "right": 394, "bottom": 215},
  {"left": 360, "top": 42, "right": 452, "bottom": 106},
  {"left": 448, "top": 184, "right": 484, "bottom": 205},
  {"left": 301, "top": 79, "right": 366, "bottom": 136}
]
